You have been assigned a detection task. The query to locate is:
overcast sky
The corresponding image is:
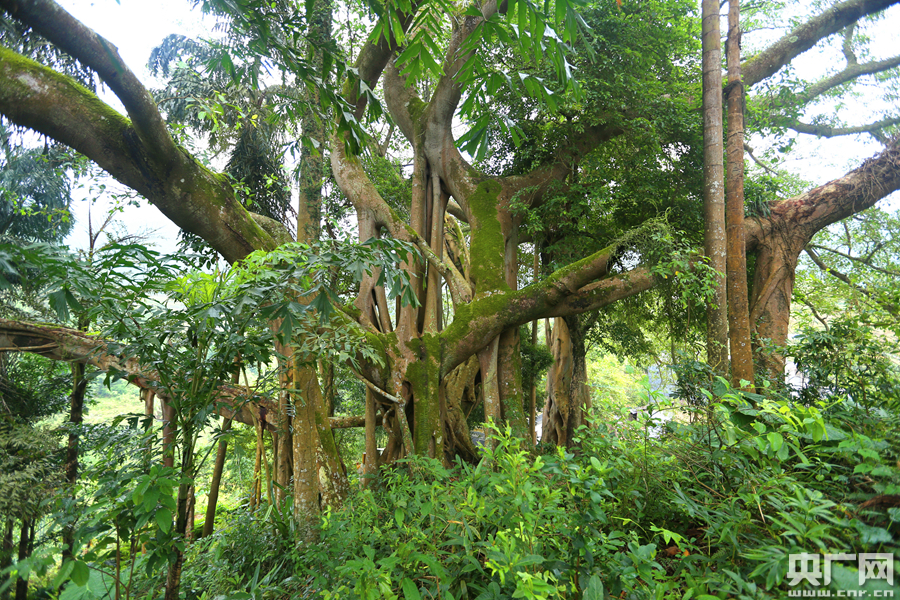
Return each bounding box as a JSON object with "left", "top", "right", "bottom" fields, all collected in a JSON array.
[{"left": 57, "top": 0, "right": 900, "bottom": 255}]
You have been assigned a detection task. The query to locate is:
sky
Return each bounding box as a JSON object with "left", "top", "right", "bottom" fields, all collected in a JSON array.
[{"left": 54, "top": 0, "right": 900, "bottom": 254}]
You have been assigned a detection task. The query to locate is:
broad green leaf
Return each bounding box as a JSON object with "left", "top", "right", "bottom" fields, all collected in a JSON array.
[
  {"left": 71, "top": 561, "right": 90, "bottom": 586},
  {"left": 156, "top": 507, "right": 173, "bottom": 534}
]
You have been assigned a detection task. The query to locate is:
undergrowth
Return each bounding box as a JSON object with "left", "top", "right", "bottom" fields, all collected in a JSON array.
[{"left": 176, "top": 388, "right": 900, "bottom": 600}]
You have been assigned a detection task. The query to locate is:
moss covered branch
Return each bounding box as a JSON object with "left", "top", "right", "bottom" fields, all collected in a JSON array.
[{"left": 0, "top": 46, "right": 276, "bottom": 262}]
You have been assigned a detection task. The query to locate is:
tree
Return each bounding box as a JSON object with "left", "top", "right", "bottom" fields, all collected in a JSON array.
[
  {"left": 1, "top": 0, "right": 900, "bottom": 527},
  {"left": 701, "top": 0, "right": 728, "bottom": 375}
]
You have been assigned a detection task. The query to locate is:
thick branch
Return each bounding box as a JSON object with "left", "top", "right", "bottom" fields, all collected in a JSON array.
[
  {"left": 746, "top": 136, "right": 900, "bottom": 249},
  {"left": 786, "top": 115, "right": 900, "bottom": 137},
  {"left": 439, "top": 245, "right": 632, "bottom": 374},
  {"left": 0, "top": 0, "right": 178, "bottom": 163},
  {"left": 743, "top": 0, "right": 900, "bottom": 87},
  {"left": 0, "top": 318, "right": 275, "bottom": 430},
  {"left": 0, "top": 318, "right": 359, "bottom": 431},
  {"left": 0, "top": 47, "right": 276, "bottom": 262}
]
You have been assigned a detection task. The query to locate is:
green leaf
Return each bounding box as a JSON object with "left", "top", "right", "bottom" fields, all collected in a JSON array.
[
  {"left": 143, "top": 486, "right": 161, "bottom": 511},
  {"left": 156, "top": 507, "right": 173, "bottom": 534},
  {"left": 48, "top": 288, "right": 70, "bottom": 321},
  {"left": 401, "top": 578, "right": 421, "bottom": 600},
  {"left": 71, "top": 560, "right": 90, "bottom": 586},
  {"left": 580, "top": 576, "right": 604, "bottom": 600}
]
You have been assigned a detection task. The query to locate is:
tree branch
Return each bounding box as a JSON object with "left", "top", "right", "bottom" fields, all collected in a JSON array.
[
  {"left": 0, "top": 47, "right": 276, "bottom": 262},
  {"left": 439, "top": 244, "right": 636, "bottom": 374},
  {"left": 746, "top": 136, "right": 900, "bottom": 249},
  {"left": 743, "top": 0, "right": 900, "bottom": 88},
  {"left": 804, "top": 246, "right": 899, "bottom": 315},
  {"left": 809, "top": 242, "right": 900, "bottom": 276},
  {"left": 0, "top": 318, "right": 366, "bottom": 431},
  {"left": 801, "top": 54, "right": 900, "bottom": 102},
  {"left": 786, "top": 115, "right": 900, "bottom": 137},
  {"left": 0, "top": 318, "right": 276, "bottom": 429},
  {"left": 0, "top": 0, "right": 178, "bottom": 163}
]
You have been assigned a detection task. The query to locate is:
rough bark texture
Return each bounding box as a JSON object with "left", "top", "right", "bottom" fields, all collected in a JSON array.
[
  {"left": 541, "top": 315, "right": 589, "bottom": 447},
  {"left": 725, "top": 0, "right": 755, "bottom": 389},
  {"left": 746, "top": 138, "right": 900, "bottom": 375},
  {"left": 62, "top": 359, "right": 87, "bottom": 561},
  {"left": 702, "top": 0, "right": 729, "bottom": 374}
]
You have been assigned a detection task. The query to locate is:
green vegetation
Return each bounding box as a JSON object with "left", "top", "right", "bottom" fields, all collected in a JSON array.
[{"left": 2, "top": 0, "right": 900, "bottom": 598}]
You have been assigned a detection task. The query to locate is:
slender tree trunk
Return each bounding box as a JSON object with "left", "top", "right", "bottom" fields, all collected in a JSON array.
[
  {"left": 1, "top": 519, "right": 13, "bottom": 600},
  {"left": 702, "top": 0, "right": 729, "bottom": 374},
  {"left": 165, "top": 438, "right": 194, "bottom": 600},
  {"left": 363, "top": 387, "right": 378, "bottom": 486},
  {"left": 161, "top": 398, "right": 175, "bottom": 469},
  {"left": 202, "top": 417, "right": 232, "bottom": 537},
  {"left": 14, "top": 519, "right": 29, "bottom": 600},
  {"left": 62, "top": 359, "right": 87, "bottom": 562},
  {"left": 725, "top": 0, "right": 755, "bottom": 390},
  {"left": 530, "top": 248, "right": 539, "bottom": 445},
  {"left": 250, "top": 413, "right": 263, "bottom": 511},
  {"left": 321, "top": 360, "right": 335, "bottom": 417}
]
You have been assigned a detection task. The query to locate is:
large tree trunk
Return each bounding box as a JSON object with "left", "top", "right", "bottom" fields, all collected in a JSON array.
[
  {"left": 748, "top": 234, "right": 806, "bottom": 377},
  {"left": 746, "top": 138, "right": 900, "bottom": 377},
  {"left": 702, "top": 0, "right": 729, "bottom": 374},
  {"left": 725, "top": 0, "right": 755, "bottom": 388},
  {"left": 541, "top": 316, "right": 589, "bottom": 447}
]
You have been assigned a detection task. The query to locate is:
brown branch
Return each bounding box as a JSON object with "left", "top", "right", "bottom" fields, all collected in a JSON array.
[
  {"left": 746, "top": 136, "right": 900, "bottom": 250},
  {"left": 0, "top": 47, "right": 276, "bottom": 263},
  {"left": 800, "top": 55, "right": 900, "bottom": 103},
  {"left": 439, "top": 245, "right": 636, "bottom": 374},
  {"left": 0, "top": 318, "right": 359, "bottom": 431},
  {"left": 0, "top": 318, "right": 276, "bottom": 430},
  {"left": 743, "top": 0, "right": 900, "bottom": 87},
  {"left": 809, "top": 243, "right": 900, "bottom": 277},
  {"left": 786, "top": 115, "right": 900, "bottom": 138},
  {"left": 804, "top": 246, "right": 900, "bottom": 315}
]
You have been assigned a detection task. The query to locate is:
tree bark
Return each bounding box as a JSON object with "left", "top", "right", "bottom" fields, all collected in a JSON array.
[
  {"left": 202, "top": 417, "right": 231, "bottom": 538},
  {"left": 746, "top": 138, "right": 900, "bottom": 376},
  {"left": 14, "top": 519, "right": 29, "bottom": 600},
  {"left": 1, "top": 519, "right": 12, "bottom": 600},
  {"left": 702, "top": 0, "right": 729, "bottom": 374},
  {"left": 725, "top": 0, "right": 755, "bottom": 389},
  {"left": 62, "top": 359, "right": 87, "bottom": 562},
  {"left": 541, "top": 315, "right": 589, "bottom": 447}
]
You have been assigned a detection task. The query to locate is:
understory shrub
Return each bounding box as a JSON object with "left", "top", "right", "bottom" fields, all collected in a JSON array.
[{"left": 172, "top": 387, "right": 899, "bottom": 600}]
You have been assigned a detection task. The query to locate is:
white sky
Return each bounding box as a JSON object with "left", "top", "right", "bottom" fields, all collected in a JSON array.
[{"left": 55, "top": 0, "right": 900, "bottom": 254}]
